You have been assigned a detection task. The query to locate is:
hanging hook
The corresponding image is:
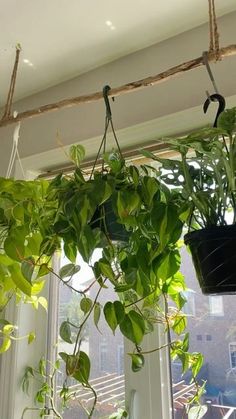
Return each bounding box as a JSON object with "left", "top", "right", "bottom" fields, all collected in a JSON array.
[
  {"left": 203, "top": 93, "right": 225, "bottom": 127},
  {"left": 202, "top": 51, "right": 225, "bottom": 127},
  {"left": 103, "top": 85, "right": 112, "bottom": 120}
]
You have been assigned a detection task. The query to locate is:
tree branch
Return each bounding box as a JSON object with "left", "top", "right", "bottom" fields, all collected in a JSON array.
[{"left": 1, "top": 45, "right": 236, "bottom": 128}]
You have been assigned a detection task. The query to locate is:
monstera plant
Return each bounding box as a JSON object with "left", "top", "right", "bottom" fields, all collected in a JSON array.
[
  {"left": 0, "top": 146, "right": 204, "bottom": 418},
  {"left": 144, "top": 106, "right": 236, "bottom": 296}
]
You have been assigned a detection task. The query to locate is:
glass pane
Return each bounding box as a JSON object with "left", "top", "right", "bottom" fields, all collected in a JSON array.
[
  {"left": 56, "top": 250, "right": 125, "bottom": 418},
  {"left": 172, "top": 249, "right": 236, "bottom": 419}
]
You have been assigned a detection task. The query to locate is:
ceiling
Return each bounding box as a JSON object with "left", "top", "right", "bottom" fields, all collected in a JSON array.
[{"left": 1, "top": 0, "right": 236, "bottom": 104}]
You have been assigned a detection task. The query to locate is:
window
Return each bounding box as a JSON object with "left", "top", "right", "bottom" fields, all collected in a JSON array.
[
  {"left": 172, "top": 250, "right": 236, "bottom": 418},
  {"left": 209, "top": 295, "right": 224, "bottom": 316},
  {"left": 99, "top": 340, "right": 108, "bottom": 372},
  {"left": 182, "top": 290, "right": 195, "bottom": 316},
  {"left": 229, "top": 343, "right": 236, "bottom": 369},
  {"left": 117, "top": 344, "right": 124, "bottom": 375},
  {"left": 206, "top": 334, "right": 212, "bottom": 341},
  {"left": 56, "top": 251, "right": 127, "bottom": 418}
]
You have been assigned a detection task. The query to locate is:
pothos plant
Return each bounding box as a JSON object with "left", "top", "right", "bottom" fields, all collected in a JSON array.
[{"left": 0, "top": 146, "right": 204, "bottom": 418}]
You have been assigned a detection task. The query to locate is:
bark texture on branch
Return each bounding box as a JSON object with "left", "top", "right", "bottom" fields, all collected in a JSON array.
[{"left": 1, "top": 44, "right": 236, "bottom": 128}]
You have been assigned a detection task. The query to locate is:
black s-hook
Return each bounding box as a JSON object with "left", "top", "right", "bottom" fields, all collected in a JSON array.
[
  {"left": 203, "top": 93, "right": 226, "bottom": 127},
  {"left": 103, "top": 85, "right": 112, "bottom": 120}
]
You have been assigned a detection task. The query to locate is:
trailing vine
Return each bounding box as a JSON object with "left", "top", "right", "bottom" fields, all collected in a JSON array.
[{"left": 0, "top": 146, "right": 205, "bottom": 417}]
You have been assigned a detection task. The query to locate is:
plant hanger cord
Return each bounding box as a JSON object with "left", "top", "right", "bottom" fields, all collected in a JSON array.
[
  {"left": 208, "top": 0, "right": 220, "bottom": 60},
  {"left": 202, "top": 2, "right": 226, "bottom": 129},
  {"left": 6, "top": 112, "right": 25, "bottom": 179},
  {"left": 90, "top": 85, "right": 123, "bottom": 177},
  {"left": 1, "top": 44, "right": 21, "bottom": 121}
]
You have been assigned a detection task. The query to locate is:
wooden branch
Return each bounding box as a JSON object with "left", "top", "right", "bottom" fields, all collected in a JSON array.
[{"left": 1, "top": 44, "right": 236, "bottom": 128}]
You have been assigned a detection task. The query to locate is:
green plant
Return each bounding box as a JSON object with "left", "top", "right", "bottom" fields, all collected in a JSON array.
[
  {"left": 143, "top": 107, "right": 236, "bottom": 230},
  {"left": 21, "top": 357, "right": 62, "bottom": 418},
  {"left": 0, "top": 146, "right": 204, "bottom": 417}
]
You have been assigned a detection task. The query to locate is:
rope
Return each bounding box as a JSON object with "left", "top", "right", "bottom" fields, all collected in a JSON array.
[
  {"left": 208, "top": 0, "right": 220, "bottom": 60},
  {"left": 90, "top": 87, "right": 124, "bottom": 178},
  {"left": 6, "top": 112, "right": 25, "bottom": 179},
  {"left": 2, "top": 44, "right": 21, "bottom": 121}
]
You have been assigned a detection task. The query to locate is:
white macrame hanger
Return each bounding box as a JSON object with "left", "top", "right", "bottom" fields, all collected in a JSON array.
[{"left": 6, "top": 111, "right": 25, "bottom": 179}]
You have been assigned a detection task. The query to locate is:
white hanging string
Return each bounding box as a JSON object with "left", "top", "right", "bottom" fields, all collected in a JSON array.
[{"left": 6, "top": 111, "right": 25, "bottom": 179}]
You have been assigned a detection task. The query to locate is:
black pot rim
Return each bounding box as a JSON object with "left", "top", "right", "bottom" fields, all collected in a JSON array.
[{"left": 184, "top": 224, "right": 236, "bottom": 245}]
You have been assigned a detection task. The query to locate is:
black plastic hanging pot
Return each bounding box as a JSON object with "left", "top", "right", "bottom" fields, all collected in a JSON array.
[
  {"left": 184, "top": 225, "right": 236, "bottom": 295},
  {"left": 90, "top": 199, "right": 130, "bottom": 242}
]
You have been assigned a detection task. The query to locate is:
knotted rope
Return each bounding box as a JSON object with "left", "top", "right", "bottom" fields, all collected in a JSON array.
[{"left": 208, "top": 0, "right": 220, "bottom": 60}]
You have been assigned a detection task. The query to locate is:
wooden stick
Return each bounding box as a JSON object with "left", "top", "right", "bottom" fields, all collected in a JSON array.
[{"left": 1, "top": 44, "right": 236, "bottom": 128}]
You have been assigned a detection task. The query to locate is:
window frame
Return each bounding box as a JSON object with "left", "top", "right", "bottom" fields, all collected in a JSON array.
[{"left": 208, "top": 295, "right": 224, "bottom": 317}]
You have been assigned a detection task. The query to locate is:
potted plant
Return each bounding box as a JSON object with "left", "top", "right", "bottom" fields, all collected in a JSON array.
[
  {"left": 144, "top": 106, "right": 236, "bottom": 295},
  {"left": 0, "top": 144, "right": 205, "bottom": 417}
]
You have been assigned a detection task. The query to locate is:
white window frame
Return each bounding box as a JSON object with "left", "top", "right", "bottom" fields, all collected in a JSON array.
[{"left": 209, "top": 295, "right": 224, "bottom": 316}]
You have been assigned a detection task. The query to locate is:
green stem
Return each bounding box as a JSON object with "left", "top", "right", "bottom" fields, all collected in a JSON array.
[{"left": 73, "top": 283, "right": 104, "bottom": 356}]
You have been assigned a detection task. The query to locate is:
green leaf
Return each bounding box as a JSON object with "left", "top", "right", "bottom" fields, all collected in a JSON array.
[
  {"left": 64, "top": 242, "right": 77, "bottom": 263},
  {"left": 12, "top": 205, "right": 24, "bottom": 222},
  {"left": 73, "top": 351, "right": 91, "bottom": 384},
  {"left": 103, "top": 151, "right": 124, "bottom": 174},
  {"left": 117, "top": 190, "right": 140, "bottom": 219},
  {"left": 94, "top": 302, "right": 101, "bottom": 331},
  {"left": 130, "top": 353, "right": 145, "bottom": 372},
  {"left": 156, "top": 250, "right": 180, "bottom": 281},
  {"left": 172, "top": 314, "right": 187, "bottom": 335},
  {"left": 59, "top": 264, "right": 80, "bottom": 279},
  {"left": 31, "top": 280, "right": 45, "bottom": 296},
  {"left": 37, "top": 264, "right": 50, "bottom": 278},
  {"left": 109, "top": 409, "right": 128, "bottom": 419},
  {"left": 28, "top": 331, "right": 36, "bottom": 344},
  {"left": 8, "top": 263, "right": 32, "bottom": 296},
  {"left": 191, "top": 352, "right": 204, "bottom": 378},
  {"left": 38, "top": 357, "right": 46, "bottom": 376},
  {"left": 4, "top": 235, "right": 25, "bottom": 262},
  {"left": 188, "top": 405, "right": 207, "bottom": 419},
  {"left": 27, "top": 232, "right": 42, "bottom": 256},
  {"left": 21, "top": 257, "right": 35, "bottom": 283},
  {"left": 69, "top": 145, "right": 85, "bottom": 167},
  {"left": 60, "top": 351, "right": 90, "bottom": 385},
  {"left": 99, "top": 260, "right": 116, "bottom": 282},
  {"left": 0, "top": 336, "right": 11, "bottom": 353},
  {"left": 120, "top": 311, "right": 145, "bottom": 344},
  {"left": 80, "top": 297, "right": 93, "bottom": 314},
  {"left": 129, "top": 165, "right": 140, "bottom": 186},
  {"left": 104, "top": 301, "right": 125, "bottom": 334},
  {"left": 141, "top": 176, "right": 159, "bottom": 206},
  {"left": 60, "top": 321, "right": 72, "bottom": 344},
  {"left": 163, "top": 271, "right": 186, "bottom": 295},
  {"left": 218, "top": 107, "right": 236, "bottom": 135},
  {"left": 78, "top": 225, "right": 99, "bottom": 263},
  {"left": 182, "top": 332, "right": 189, "bottom": 352}
]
